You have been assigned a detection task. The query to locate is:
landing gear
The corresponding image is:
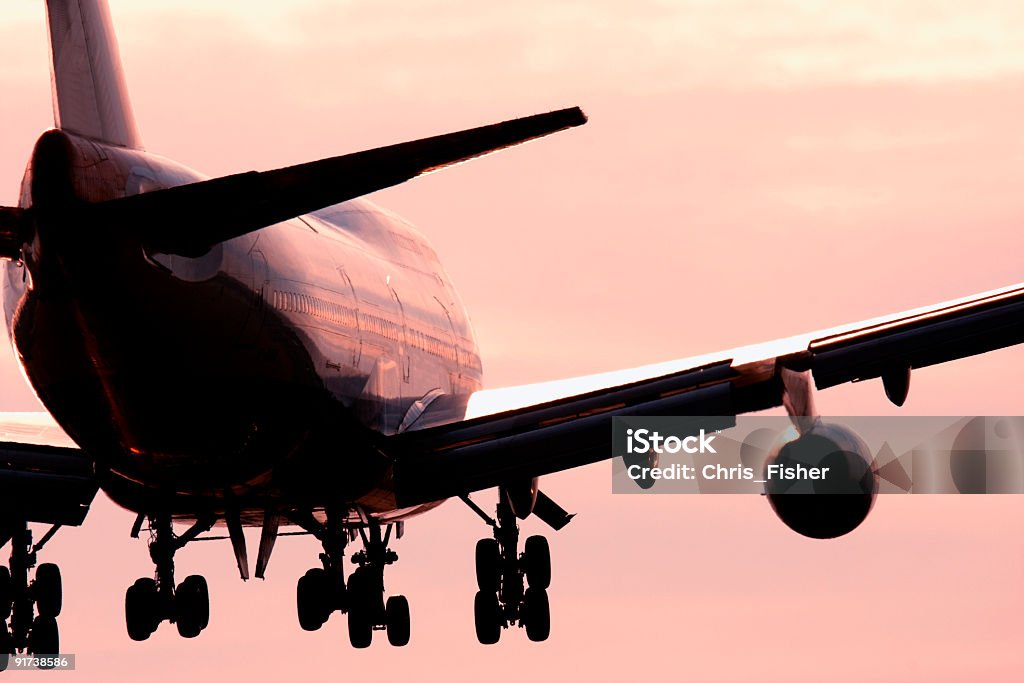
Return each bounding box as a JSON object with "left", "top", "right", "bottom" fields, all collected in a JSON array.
[
  {"left": 124, "top": 514, "right": 214, "bottom": 641},
  {"left": 293, "top": 509, "right": 347, "bottom": 634},
  {"left": 292, "top": 510, "right": 409, "bottom": 647},
  {"left": 471, "top": 500, "right": 553, "bottom": 644},
  {"left": 0, "top": 521, "right": 66, "bottom": 663}
]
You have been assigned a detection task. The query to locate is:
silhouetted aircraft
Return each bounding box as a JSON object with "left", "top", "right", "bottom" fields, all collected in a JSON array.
[{"left": 2, "top": 0, "right": 1023, "bottom": 658}]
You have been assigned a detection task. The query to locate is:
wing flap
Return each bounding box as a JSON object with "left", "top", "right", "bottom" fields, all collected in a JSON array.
[
  {"left": 807, "top": 283, "right": 1024, "bottom": 388},
  {"left": 393, "top": 377, "right": 753, "bottom": 506}
]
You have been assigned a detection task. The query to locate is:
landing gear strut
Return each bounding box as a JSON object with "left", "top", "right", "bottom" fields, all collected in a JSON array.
[
  {"left": 471, "top": 499, "right": 552, "bottom": 644},
  {"left": 0, "top": 521, "right": 64, "bottom": 669},
  {"left": 124, "top": 514, "right": 213, "bottom": 641},
  {"left": 293, "top": 510, "right": 409, "bottom": 648}
]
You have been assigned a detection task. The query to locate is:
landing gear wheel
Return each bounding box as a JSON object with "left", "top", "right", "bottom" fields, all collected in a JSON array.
[
  {"left": 125, "top": 578, "right": 159, "bottom": 641},
  {"left": 0, "top": 567, "right": 10, "bottom": 620},
  {"left": 297, "top": 568, "right": 330, "bottom": 631},
  {"left": 385, "top": 595, "right": 410, "bottom": 646},
  {"left": 348, "top": 568, "right": 385, "bottom": 623},
  {"left": 524, "top": 536, "right": 551, "bottom": 590},
  {"left": 523, "top": 587, "right": 550, "bottom": 642},
  {"left": 347, "top": 603, "right": 372, "bottom": 649},
  {"left": 0, "top": 622, "right": 12, "bottom": 671},
  {"left": 194, "top": 577, "right": 210, "bottom": 630},
  {"left": 33, "top": 563, "right": 63, "bottom": 618},
  {"left": 475, "top": 538, "right": 500, "bottom": 592},
  {"left": 473, "top": 590, "right": 501, "bottom": 645},
  {"left": 175, "top": 575, "right": 209, "bottom": 638},
  {"left": 28, "top": 616, "right": 59, "bottom": 660}
]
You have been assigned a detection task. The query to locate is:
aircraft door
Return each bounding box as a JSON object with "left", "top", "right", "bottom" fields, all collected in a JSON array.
[
  {"left": 389, "top": 286, "right": 412, "bottom": 384},
  {"left": 336, "top": 267, "right": 362, "bottom": 367},
  {"left": 240, "top": 244, "right": 269, "bottom": 344}
]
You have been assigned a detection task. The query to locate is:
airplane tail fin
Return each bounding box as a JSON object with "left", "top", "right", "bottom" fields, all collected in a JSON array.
[{"left": 45, "top": 0, "right": 142, "bottom": 149}]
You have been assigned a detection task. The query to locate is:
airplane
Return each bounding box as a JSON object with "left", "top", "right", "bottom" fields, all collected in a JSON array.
[{"left": 2, "top": 0, "right": 1024, "bottom": 661}]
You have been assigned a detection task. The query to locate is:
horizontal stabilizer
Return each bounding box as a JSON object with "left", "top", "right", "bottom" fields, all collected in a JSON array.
[{"left": 95, "top": 107, "right": 587, "bottom": 257}]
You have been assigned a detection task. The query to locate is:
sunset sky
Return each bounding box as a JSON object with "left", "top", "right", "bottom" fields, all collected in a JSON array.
[{"left": 2, "top": 1, "right": 1024, "bottom": 680}]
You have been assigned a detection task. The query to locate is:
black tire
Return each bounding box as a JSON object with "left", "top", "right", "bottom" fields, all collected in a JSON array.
[
  {"left": 176, "top": 575, "right": 209, "bottom": 638},
  {"left": 523, "top": 587, "right": 550, "bottom": 642},
  {"left": 475, "top": 539, "right": 500, "bottom": 593},
  {"left": 125, "top": 578, "right": 159, "bottom": 641},
  {"left": 348, "top": 568, "right": 384, "bottom": 623},
  {"left": 34, "top": 563, "right": 62, "bottom": 618},
  {"left": 0, "top": 622, "right": 13, "bottom": 671},
  {"left": 28, "top": 616, "right": 59, "bottom": 660},
  {"left": 385, "top": 595, "right": 410, "bottom": 647},
  {"left": 524, "top": 535, "right": 551, "bottom": 590},
  {"left": 347, "top": 604, "right": 372, "bottom": 649},
  {"left": 297, "top": 568, "right": 330, "bottom": 631},
  {"left": 192, "top": 576, "right": 210, "bottom": 630},
  {"left": 0, "top": 566, "right": 11, "bottom": 620},
  {"left": 473, "top": 591, "right": 501, "bottom": 645}
]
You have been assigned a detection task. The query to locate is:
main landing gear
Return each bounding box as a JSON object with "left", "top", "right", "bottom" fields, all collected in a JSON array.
[
  {"left": 0, "top": 522, "right": 64, "bottom": 669},
  {"left": 124, "top": 514, "right": 215, "bottom": 641},
  {"left": 293, "top": 510, "right": 409, "bottom": 648},
  {"left": 471, "top": 499, "right": 552, "bottom": 644}
]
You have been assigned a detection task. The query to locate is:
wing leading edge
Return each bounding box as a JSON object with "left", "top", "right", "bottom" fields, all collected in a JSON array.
[{"left": 389, "top": 281, "right": 1024, "bottom": 506}]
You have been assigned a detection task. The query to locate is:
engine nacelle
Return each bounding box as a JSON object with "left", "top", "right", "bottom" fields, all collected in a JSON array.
[{"left": 764, "top": 423, "right": 878, "bottom": 539}]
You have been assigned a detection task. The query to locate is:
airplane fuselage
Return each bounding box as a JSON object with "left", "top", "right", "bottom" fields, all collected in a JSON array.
[{"left": 2, "top": 130, "right": 483, "bottom": 520}]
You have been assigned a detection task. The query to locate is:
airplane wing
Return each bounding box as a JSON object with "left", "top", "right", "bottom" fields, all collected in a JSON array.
[
  {"left": 0, "top": 413, "right": 97, "bottom": 526},
  {"left": 389, "top": 281, "right": 1024, "bottom": 506},
  {"left": 88, "top": 107, "right": 587, "bottom": 258}
]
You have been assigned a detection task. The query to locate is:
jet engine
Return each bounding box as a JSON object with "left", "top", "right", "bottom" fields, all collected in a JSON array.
[{"left": 764, "top": 422, "right": 878, "bottom": 539}]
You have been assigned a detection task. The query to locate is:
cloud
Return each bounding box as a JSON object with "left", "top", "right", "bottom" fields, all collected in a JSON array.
[{"left": 97, "top": 0, "right": 1024, "bottom": 92}]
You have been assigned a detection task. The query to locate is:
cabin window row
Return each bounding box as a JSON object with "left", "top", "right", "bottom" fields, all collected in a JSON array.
[
  {"left": 273, "top": 290, "right": 476, "bottom": 368},
  {"left": 273, "top": 290, "right": 358, "bottom": 328}
]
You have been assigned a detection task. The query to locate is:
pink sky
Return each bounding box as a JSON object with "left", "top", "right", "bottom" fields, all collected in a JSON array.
[{"left": 2, "top": 1, "right": 1024, "bottom": 680}]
